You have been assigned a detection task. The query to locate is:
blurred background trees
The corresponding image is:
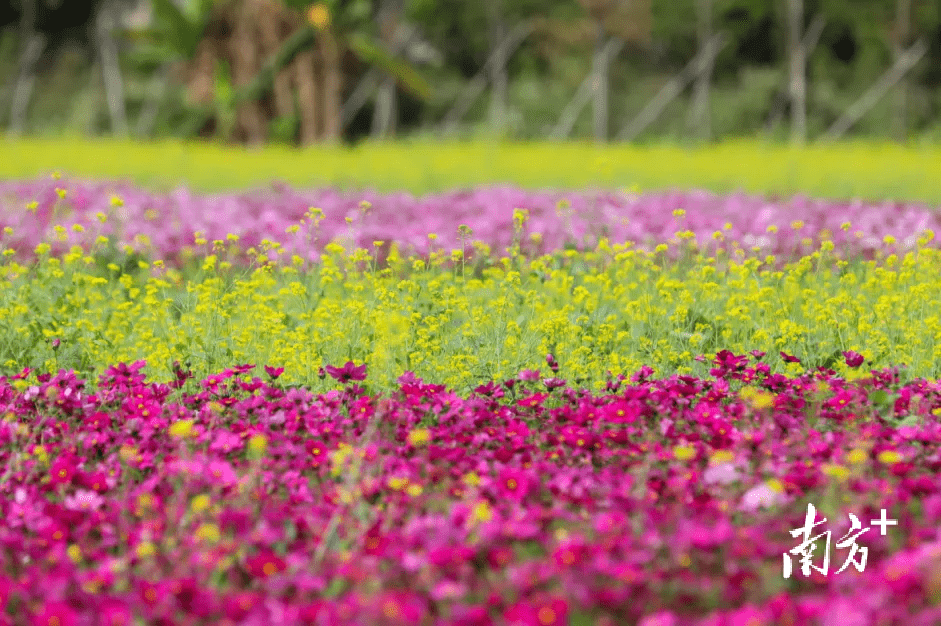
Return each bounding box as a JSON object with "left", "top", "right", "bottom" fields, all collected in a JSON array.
[{"left": 0, "top": 0, "right": 939, "bottom": 145}]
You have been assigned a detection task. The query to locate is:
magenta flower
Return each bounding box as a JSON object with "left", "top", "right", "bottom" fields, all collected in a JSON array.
[
  {"left": 780, "top": 351, "right": 801, "bottom": 363},
  {"left": 843, "top": 350, "right": 866, "bottom": 367},
  {"left": 637, "top": 610, "right": 678, "bottom": 626},
  {"left": 517, "top": 369, "right": 540, "bottom": 382},
  {"left": 49, "top": 458, "right": 75, "bottom": 486},
  {"left": 245, "top": 549, "right": 286, "bottom": 579},
  {"left": 223, "top": 591, "right": 263, "bottom": 620},
  {"left": 503, "top": 598, "right": 568, "bottom": 626},
  {"left": 324, "top": 360, "right": 367, "bottom": 383},
  {"left": 30, "top": 601, "right": 77, "bottom": 626},
  {"left": 495, "top": 468, "right": 531, "bottom": 501},
  {"left": 97, "top": 599, "right": 132, "bottom": 626},
  {"left": 264, "top": 365, "right": 284, "bottom": 379}
]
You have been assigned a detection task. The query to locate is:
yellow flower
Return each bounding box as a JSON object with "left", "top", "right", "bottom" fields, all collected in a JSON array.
[
  {"left": 877, "top": 450, "right": 901, "bottom": 465},
  {"left": 845, "top": 449, "right": 868, "bottom": 465},
  {"left": 168, "top": 419, "right": 195, "bottom": 439},
  {"left": 119, "top": 445, "right": 138, "bottom": 462},
  {"left": 33, "top": 445, "right": 49, "bottom": 464},
  {"left": 67, "top": 544, "right": 82, "bottom": 564},
  {"left": 740, "top": 386, "right": 775, "bottom": 410},
  {"left": 308, "top": 4, "right": 330, "bottom": 31},
  {"left": 388, "top": 476, "right": 409, "bottom": 491},
  {"left": 136, "top": 541, "right": 157, "bottom": 558},
  {"left": 407, "top": 428, "right": 431, "bottom": 447},
  {"left": 709, "top": 450, "right": 734, "bottom": 465},
  {"left": 190, "top": 494, "right": 211, "bottom": 514},
  {"left": 673, "top": 445, "right": 696, "bottom": 461},
  {"left": 822, "top": 464, "right": 850, "bottom": 481},
  {"left": 471, "top": 500, "right": 493, "bottom": 524},
  {"left": 248, "top": 434, "right": 268, "bottom": 458},
  {"left": 194, "top": 523, "right": 221, "bottom": 543}
]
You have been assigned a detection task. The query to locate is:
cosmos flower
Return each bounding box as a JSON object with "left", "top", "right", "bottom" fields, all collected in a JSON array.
[{"left": 324, "top": 361, "right": 368, "bottom": 383}]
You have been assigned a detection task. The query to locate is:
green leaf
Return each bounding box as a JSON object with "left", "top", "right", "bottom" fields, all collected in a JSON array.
[
  {"left": 870, "top": 390, "right": 890, "bottom": 406},
  {"left": 214, "top": 60, "right": 234, "bottom": 110},
  {"left": 346, "top": 33, "right": 433, "bottom": 101},
  {"left": 151, "top": 0, "right": 202, "bottom": 59},
  {"left": 124, "top": 43, "right": 181, "bottom": 69}
]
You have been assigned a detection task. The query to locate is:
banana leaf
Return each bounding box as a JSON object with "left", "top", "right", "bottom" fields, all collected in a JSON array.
[
  {"left": 346, "top": 32, "right": 433, "bottom": 101},
  {"left": 151, "top": 0, "right": 203, "bottom": 60}
]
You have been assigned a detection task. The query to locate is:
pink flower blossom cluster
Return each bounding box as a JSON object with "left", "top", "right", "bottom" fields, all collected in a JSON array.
[
  {"left": 1, "top": 178, "right": 938, "bottom": 267},
  {"left": 2, "top": 353, "right": 941, "bottom": 624}
]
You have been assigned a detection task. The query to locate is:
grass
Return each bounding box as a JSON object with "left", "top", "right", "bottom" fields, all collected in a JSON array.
[{"left": 1, "top": 137, "right": 940, "bottom": 202}]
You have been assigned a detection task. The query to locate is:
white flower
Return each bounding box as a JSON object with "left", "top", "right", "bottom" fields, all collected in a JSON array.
[
  {"left": 64, "top": 489, "right": 104, "bottom": 511},
  {"left": 703, "top": 462, "right": 741, "bottom": 486},
  {"left": 740, "top": 481, "right": 787, "bottom": 511}
]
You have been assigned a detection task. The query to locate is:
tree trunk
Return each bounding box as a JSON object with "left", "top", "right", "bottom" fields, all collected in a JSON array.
[
  {"left": 486, "top": 0, "right": 509, "bottom": 135},
  {"left": 786, "top": 0, "right": 806, "bottom": 144},
  {"left": 257, "top": 1, "right": 296, "bottom": 121},
  {"left": 372, "top": 0, "right": 403, "bottom": 139},
  {"left": 688, "top": 0, "right": 712, "bottom": 141},
  {"left": 592, "top": 17, "right": 608, "bottom": 142},
  {"left": 95, "top": 0, "right": 128, "bottom": 136},
  {"left": 10, "top": 0, "right": 44, "bottom": 136},
  {"left": 321, "top": 31, "right": 342, "bottom": 142},
  {"left": 296, "top": 48, "right": 320, "bottom": 145},
  {"left": 892, "top": 0, "right": 912, "bottom": 141},
  {"left": 231, "top": 2, "right": 267, "bottom": 145}
]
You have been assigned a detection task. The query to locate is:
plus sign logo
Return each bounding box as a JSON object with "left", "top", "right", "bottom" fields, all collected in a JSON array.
[{"left": 783, "top": 504, "right": 898, "bottom": 579}]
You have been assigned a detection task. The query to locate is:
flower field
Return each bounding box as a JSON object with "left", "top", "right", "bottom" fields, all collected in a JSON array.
[{"left": 2, "top": 162, "right": 941, "bottom": 625}]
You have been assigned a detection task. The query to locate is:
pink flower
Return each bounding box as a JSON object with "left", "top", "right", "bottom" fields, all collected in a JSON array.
[
  {"left": 503, "top": 598, "right": 568, "bottom": 626},
  {"left": 637, "top": 610, "right": 677, "bottom": 626},
  {"left": 48, "top": 458, "right": 75, "bottom": 486},
  {"left": 517, "top": 369, "right": 540, "bottom": 382},
  {"left": 210, "top": 430, "right": 243, "bottom": 454},
  {"left": 223, "top": 591, "right": 264, "bottom": 620},
  {"left": 64, "top": 489, "right": 104, "bottom": 511},
  {"left": 98, "top": 599, "right": 133, "bottom": 626},
  {"left": 780, "top": 351, "right": 801, "bottom": 363},
  {"left": 245, "top": 549, "right": 286, "bottom": 579},
  {"left": 324, "top": 360, "right": 367, "bottom": 383},
  {"left": 206, "top": 459, "right": 238, "bottom": 487},
  {"left": 740, "top": 481, "right": 787, "bottom": 511},
  {"left": 843, "top": 351, "right": 866, "bottom": 368},
  {"left": 703, "top": 462, "right": 741, "bottom": 486},
  {"left": 30, "top": 601, "right": 77, "bottom": 626},
  {"left": 495, "top": 468, "right": 531, "bottom": 500}
]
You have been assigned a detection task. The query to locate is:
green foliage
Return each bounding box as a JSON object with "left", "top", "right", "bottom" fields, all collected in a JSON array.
[
  {"left": 347, "top": 32, "right": 432, "bottom": 100},
  {"left": 125, "top": 0, "right": 217, "bottom": 66}
]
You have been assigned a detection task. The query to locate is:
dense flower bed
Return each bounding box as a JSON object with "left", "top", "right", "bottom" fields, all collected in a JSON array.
[
  {"left": 1, "top": 178, "right": 939, "bottom": 268},
  {"left": 3, "top": 353, "right": 941, "bottom": 625}
]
